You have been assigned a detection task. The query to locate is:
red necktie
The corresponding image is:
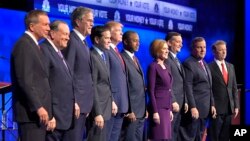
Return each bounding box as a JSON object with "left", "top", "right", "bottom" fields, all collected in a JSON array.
[
  {"left": 114, "top": 47, "right": 125, "bottom": 68},
  {"left": 221, "top": 63, "right": 228, "bottom": 84}
]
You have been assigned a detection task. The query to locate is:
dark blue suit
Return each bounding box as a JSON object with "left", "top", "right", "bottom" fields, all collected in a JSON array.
[
  {"left": 106, "top": 46, "right": 129, "bottom": 141},
  {"left": 11, "top": 33, "right": 52, "bottom": 141},
  {"left": 41, "top": 39, "right": 74, "bottom": 140},
  {"left": 180, "top": 56, "right": 214, "bottom": 141},
  {"left": 62, "top": 31, "right": 94, "bottom": 141}
]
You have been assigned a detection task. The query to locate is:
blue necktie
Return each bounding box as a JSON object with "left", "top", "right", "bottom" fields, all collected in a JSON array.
[{"left": 101, "top": 53, "right": 106, "bottom": 64}]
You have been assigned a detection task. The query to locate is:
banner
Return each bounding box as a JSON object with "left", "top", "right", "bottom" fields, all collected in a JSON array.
[{"left": 34, "top": 0, "right": 197, "bottom": 32}]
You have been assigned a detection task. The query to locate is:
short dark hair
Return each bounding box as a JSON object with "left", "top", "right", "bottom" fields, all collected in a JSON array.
[
  {"left": 191, "top": 37, "right": 205, "bottom": 49},
  {"left": 24, "top": 10, "right": 47, "bottom": 30},
  {"left": 122, "top": 30, "right": 137, "bottom": 44},
  {"left": 150, "top": 39, "right": 167, "bottom": 59},
  {"left": 90, "top": 25, "right": 110, "bottom": 44},
  {"left": 71, "top": 6, "right": 93, "bottom": 28},
  {"left": 165, "top": 32, "right": 181, "bottom": 41}
]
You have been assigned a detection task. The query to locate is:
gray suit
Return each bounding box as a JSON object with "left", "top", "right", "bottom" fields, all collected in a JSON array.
[
  {"left": 165, "top": 53, "right": 186, "bottom": 141},
  {"left": 120, "top": 50, "right": 146, "bottom": 141},
  {"left": 208, "top": 61, "right": 239, "bottom": 141},
  {"left": 87, "top": 48, "right": 112, "bottom": 141}
]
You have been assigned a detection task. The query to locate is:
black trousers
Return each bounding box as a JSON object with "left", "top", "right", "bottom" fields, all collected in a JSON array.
[
  {"left": 208, "top": 114, "right": 232, "bottom": 141},
  {"left": 18, "top": 122, "right": 46, "bottom": 141}
]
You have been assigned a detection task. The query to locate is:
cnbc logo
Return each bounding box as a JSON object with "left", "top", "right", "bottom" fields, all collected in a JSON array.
[{"left": 42, "top": 0, "right": 50, "bottom": 12}]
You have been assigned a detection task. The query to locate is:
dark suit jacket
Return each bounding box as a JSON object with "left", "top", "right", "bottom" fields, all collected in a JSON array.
[
  {"left": 90, "top": 48, "right": 112, "bottom": 120},
  {"left": 121, "top": 51, "right": 146, "bottom": 118},
  {"left": 11, "top": 33, "right": 52, "bottom": 122},
  {"left": 165, "top": 53, "right": 186, "bottom": 109},
  {"left": 107, "top": 47, "right": 129, "bottom": 113},
  {"left": 63, "top": 31, "right": 94, "bottom": 113},
  {"left": 208, "top": 61, "right": 239, "bottom": 114},
  {"left": 40, "top": 39, "right": 74, "bottom": 130},
  {"left": 183, "top": 56, "right": 214, "bottom": 118}
]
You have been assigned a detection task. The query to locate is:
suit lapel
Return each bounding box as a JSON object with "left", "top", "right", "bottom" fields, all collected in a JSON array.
[
  {"left": 110, "top": 47, "right": 125, "bottom": 72},
  {"left": 203, "top": 62, "right": 212, "bottom": 86},
  {"left": 169, "top": 53, "right": 184, "bottom": 76},
  {"left": 225, "top": 62, "right": 231, "bottom": 84},
  {"left": 93, "top": 49, "right": 109, "bottom": 75},
  {"left": 212, "top": 61, "right": 227, "bottom": 85},
  {"left": 45, "top": 40, "right": 72, "bottom": 77},
  {"left": 26, "top": 35, "right": 47, "bottom": 76}
]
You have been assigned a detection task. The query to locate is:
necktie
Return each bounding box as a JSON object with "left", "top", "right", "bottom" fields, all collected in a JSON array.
[
  {"left": 221, "top": 63, "right": 228, "bottom": 84},
  {"left": 199, "top": 60, "right": 207, "bottom": 75},
  {"left": 114, "top": 47, "right": 125, "bottom": 68},
  {"left": 101, "top": 53, "right": 106, "bottom": 64},
  {"left": 133, "top": 56, "right": 139, "bottom": 70},
  {"left": 83, "top": 39, "right": 90, "bottom": 54},
  {"left": 175, "top": 57, "right": 181, "bottom": 70},
  {"left": 58, "top": 50, "right": 69, "bottom": 71}
]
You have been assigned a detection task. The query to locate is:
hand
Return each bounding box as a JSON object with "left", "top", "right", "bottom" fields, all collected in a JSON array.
[
  {"left": 211, "top": 106, "right": 217, "bottom": 119},
  {"left": 153, "top": 113, "right": 160, "bottom": 124},
  {"left": 37, "top": 107, "right": 49, "bottom": 125},
  {"left": 184, "top": 103, "right": 188, "bottom": 113},
  {"left": 127, "top": 112, "right": 136, "bottom": 122},
  {"left": 170, "top": 111, "right": 174, "bottom": 121},
  {"left": 145, "top": 110, "right": 149, "bottom": 119},
  {"left": 234, "top": 108, "right": 239, "bottom": 118},
  {"left": 46, "top": 117, "right": 56, "bottom": 131},
  {"left": 112, "top": 101, "right": 118, "bottom": 116},
  {"left": 191, "top": 108, "right": 199, "bottom": 119},
  {"left": 74, "top": 103, "right": 80, "bottom": 119},
  {"left": 172, "top": 102, "right": 180, "bottom": 112},
  {"left": 95, "top": 115, "right": 104, "bottom": 129}
]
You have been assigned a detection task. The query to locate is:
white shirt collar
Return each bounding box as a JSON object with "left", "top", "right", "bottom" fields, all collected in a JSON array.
[
  {"left": 124, "top": 49, "right": 134, "bottom": 60},
  {"left": 25, "top": 31, "right": 39, "bottom": 46},
  {"left": 214, "top": 59, "right": 227, "bottom": 71},
  {"left": 93, "top": 45, "right": 104, "bottom": 56},
  {"left": 170, "top": 51, "right": 177, "bottom": 58},
  {"left": 46, "top": 38, "right": 59, "bottom": 52},
  {"left": 73, "top": 29, "right": 86, "bottom": 41},
  {"left": 110, "top": 43, "right": 116, "bottom": 49}
]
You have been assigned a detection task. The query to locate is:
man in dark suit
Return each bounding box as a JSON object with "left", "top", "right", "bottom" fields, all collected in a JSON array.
[
  {"left": 10, "top": 10, "right": 51, "bottom": 141},
  {"left": 208, "top": 40, "right": 239, "bottom": 141},
  {"left": 164, "top": 32, "right": 188, "bottom": 141},
  {"left": 105, "top": 21, "right": 129, "bottom": 141},
  {"left": 62, "top": 6, "right": 94, "bottom": 141},
  {"left": 87, "top": 25, "right": 114, "bottom": 141},
  {"left": 180, "top": 37, "right": 216, "bottom": 141},
  {"left": 120, "top": 31, "right": 147, "bottom": 141},
  {"left": 40, "top": 20, "right": 75, "bottom": 141}
]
